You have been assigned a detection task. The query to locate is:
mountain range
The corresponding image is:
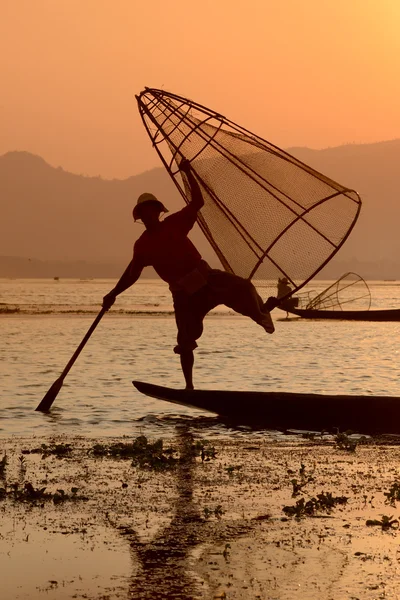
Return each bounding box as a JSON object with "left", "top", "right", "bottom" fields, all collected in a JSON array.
[{"left": 1, "top": 140, "right": 400, "bottom": 279}]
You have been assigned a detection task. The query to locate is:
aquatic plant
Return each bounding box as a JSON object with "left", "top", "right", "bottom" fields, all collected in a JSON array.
[
  {"left": 222, "top": 543, "right": 231, "bottom": 560},
  {"left": 91, "top": 436, "right": 179, "bottom": 471},
  {"left": 301, "top": 432, "right": 317, "bottom": 441},
  {"left": 26, "top": 443, "right": 73, "bottom": 458},
  {"left": 335, "top": 432, "right": 358, "bottom": 452},
  {"left": 19, "top": 455, "right": 27, "bottom": 473},
  {"left": 366, "top": 515, "right": 399, "bottom": 530},
  {"left": 203, "top": 505, "right": 225, "bottom": 520},
  {"left": 225, "top": 465, "right": 243, "bottom": 477},
  {"left": 2, "top": 481, "right": 88, "bottom": 504},
  {"left": 290, "top": 463, "right": 314, "bottom": 496},
  {"left": 0, "top": 453, "right": 7, "bottom": 477},
  {"left": 192, "top": 440, "right": 217, "bottom": 462},
  {"left": 384, "top": 482, "right": 400, "bottom": 506},
  {"left": 283, "top": 491, "right": 348, "bottom": 518},
  {"left": 0, "top": 306, "right": 20, "bottom": 314}
]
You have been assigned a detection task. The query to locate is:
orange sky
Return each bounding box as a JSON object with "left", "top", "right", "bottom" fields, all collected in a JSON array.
[{"left": 1, "top": 0, "right": 399, "bottom": 178}]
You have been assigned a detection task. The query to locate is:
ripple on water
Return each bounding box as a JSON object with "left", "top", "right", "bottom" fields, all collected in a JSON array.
[
  {"left": 2, "top": 285, "right": 400, "bottom": 437},
  {"left": 0, "top": 516, "right": 131, "bottom": 600}
]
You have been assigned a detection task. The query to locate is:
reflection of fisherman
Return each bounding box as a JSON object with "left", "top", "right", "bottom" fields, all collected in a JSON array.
[
  {"left": 277, "top": 277, "right": 299, "bottom": 317},
  {"left": 102, "top": 159, "right": 275, "bottom": 390}
]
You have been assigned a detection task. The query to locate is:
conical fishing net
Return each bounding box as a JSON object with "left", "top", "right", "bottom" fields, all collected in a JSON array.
[
  {"left": 305, "top": 272, "right": 371, "bottom": 311},
  {"left": 136, "top": 88, "right": 361, "bottom": 300}
]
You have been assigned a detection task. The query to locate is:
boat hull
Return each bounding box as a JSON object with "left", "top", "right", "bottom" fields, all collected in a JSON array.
[
  {"left": 283, "top": 307, "right": 400, "bottom": 321},
  {"left": 133, "top": 381, "right": 400, "bottom": 434}
]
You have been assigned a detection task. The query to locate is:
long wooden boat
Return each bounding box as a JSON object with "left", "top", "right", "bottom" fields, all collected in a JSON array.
[
  {"left": 133, "top": 381, "right": 400, "bottom": 434},
  {"left": 282, "top": 307, "right": 400, "bottom": 321}
]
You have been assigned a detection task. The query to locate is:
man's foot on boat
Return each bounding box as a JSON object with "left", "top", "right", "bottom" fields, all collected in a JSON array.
[{"left": 260, "top": 310, "right": 275, "bottom": 334}]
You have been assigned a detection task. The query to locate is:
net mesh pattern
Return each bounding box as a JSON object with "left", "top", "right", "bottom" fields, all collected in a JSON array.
[
  {"left": 305, "top": 272, "right": 371, "bottom": 311},
  {"left": 137, "top": 88, "right": 361, "bottom": 299}
]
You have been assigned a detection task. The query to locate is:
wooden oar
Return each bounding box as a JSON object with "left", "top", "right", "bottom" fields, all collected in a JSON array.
[{"left": 35, "top": 308, "right": 106, "bottom": 412}]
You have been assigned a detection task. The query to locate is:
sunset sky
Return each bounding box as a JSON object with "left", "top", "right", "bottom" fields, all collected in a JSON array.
[{"left": 1, "top": 0, "right": 399, "bottom": 178}]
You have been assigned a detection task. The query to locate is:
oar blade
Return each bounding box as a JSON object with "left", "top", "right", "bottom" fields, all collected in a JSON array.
[{"left": 35, "top": 377, "right": 64, "bottom": 412}]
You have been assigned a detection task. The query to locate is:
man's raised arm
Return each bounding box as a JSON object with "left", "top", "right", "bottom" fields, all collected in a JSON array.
[
  {"left": 102, "top": 258, "right": 143, "bottom": 310},
  {"left": 179, "top": 159, "right": 204, "bottom": 211}
]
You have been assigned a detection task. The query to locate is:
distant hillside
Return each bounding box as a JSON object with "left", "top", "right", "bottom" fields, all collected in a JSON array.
[
  {"left": 0, "top": 151, "right": 219, "bottom": 271},
  {"left": 288, "top": 140, "right": 400, "bottom": 272},
  {"left": 1, "top": 141, "right": 400, "bottom": 279}
]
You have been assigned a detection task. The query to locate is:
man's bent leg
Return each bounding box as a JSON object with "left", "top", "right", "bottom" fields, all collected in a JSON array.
[
  {"left": 180, "top": 349, "right": 195, "bottom": 390},
  {"left": 209, "top": 271, "right": 275, "bottom": 334}
]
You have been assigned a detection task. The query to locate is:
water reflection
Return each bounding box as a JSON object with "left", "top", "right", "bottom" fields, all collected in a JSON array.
[{"left": 124, "top": 426, "right": 254, "bottom": 599}]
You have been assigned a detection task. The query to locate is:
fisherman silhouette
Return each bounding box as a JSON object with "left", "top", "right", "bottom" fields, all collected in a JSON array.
[
  {"left": 102, "top": 159, "right": 274, "bottom": 389},
  {"left": 276, "top": 277, "right": 298, "bottom": 317}
]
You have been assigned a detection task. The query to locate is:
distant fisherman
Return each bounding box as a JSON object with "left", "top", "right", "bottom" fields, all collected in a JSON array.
[
  {"left": 102, "top": 159, "right": 274, "bottom": 389},
  {"left": 277, "top": 277, "right": 299, "bottom": 318}
]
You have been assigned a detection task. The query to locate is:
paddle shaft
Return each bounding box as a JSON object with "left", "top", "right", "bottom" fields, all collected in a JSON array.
[
  {"left": 35, "top": 308, "right": 106, "bottom": 411},
  {"left": 58, "top": 308, "right": 106, "bottom": 380}
]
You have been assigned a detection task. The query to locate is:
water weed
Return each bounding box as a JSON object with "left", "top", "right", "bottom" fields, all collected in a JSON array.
[
  {"left": 366, "top": 515, "right": 399, "bottom": 530},
  {"left": 384, "top": 482, "right": 400, "bottom": 506},
  {"left": 283, "top": 491, "right": 348, "bottom": 518},
  {"left": 92, "top": 436, "right": 179, "bottom": 471}
]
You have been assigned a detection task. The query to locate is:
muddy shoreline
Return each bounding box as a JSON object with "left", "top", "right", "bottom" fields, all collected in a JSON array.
[{"left": 2, "top": 430, "right": 400, "bottom": 599}]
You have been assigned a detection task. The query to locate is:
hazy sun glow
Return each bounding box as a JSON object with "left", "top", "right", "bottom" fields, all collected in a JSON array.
[{"left": 1, "top": 0, "right": 399, "bottom": 178}]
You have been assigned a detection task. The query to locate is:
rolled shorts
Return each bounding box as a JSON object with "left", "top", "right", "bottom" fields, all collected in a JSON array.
[{"left": 172, "top": 266, "right": 273, "bottom": 354}]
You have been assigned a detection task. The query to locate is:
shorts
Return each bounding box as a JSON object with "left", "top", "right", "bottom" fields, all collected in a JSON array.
[{"left": 172, "top": 266, "right": 273, "bottom": 354}]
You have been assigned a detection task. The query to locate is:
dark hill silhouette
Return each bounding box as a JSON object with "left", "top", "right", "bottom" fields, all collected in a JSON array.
[
  {"left": 1, "top": 140, "right": 400, "bottom": 279},
  {"left": 0, "top": 151, "right": 196, "bottom": 259}
]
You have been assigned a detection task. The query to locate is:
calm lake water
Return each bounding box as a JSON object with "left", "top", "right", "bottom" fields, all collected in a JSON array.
[{"left": 1, "top": 278, "right": 400, "bottom": 438}]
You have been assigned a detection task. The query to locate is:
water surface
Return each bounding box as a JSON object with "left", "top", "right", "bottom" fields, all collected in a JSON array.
[{"left": 1, "top": 279, "right": 400, "bottom": 438}]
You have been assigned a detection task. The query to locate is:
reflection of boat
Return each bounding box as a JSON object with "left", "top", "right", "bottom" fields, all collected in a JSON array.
[
  {"left": 133, "top": 381, "right": 400, "bottom": 434},
  {"left": 280, "top": 272, "right": 400, "bottom": 321}
]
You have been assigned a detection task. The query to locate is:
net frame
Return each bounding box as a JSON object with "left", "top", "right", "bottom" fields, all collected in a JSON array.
[
  {"left": 136, "top": 87, "right": 362, "bottom": 301},
  {"left": 306, "top": 272, "right": 371, "bottom": 311}
]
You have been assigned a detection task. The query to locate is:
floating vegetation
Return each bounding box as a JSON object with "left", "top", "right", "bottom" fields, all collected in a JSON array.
[
  {"left": 91, "top": 436, "right": 179, "bottom": 471},
  {"left": 23, "top": 443, "right": 73, "bottom": 459},
  {"left": 384, "top": 482, "right": 400, "bottom": 506},
  {"left": 192, "top": 440, "right": 217, "bottom": 462},
  {"left": 203, "top": 505, "right": 224, "bottom": 520},
  {"left": 53, "top": 487, "right": 83, "bottom": 504},
  {"left": 2, "top": 433, "right": 400, "bottom": 598},
  {"left": 0, "top": 305, "right": 20, "bottom": 314},
  {"left": 290, "top": 463, "right": 315, "bottom": 497},
  {"left": 222, "top": 543, "right": 231, "bottom": 560},
  {"left": 283, "top": 491, "right": 348, "bottom": 518},
  {"left": 366, "top": 515, "right": 399, "bottom": 530},
  {"left": 335, "top": 432, "right": 358, "bottom": 452},
  {"left": 301, "top": 432, "right": 318, "bottom": 441},
  {"left": 0, "top": 453, "right": 7, "bottom": 477},
  {"left": 225, "top": 465, "right": 243, "bottom": 477},
  {"left": 0, "top": 482, "right": 88, "bottom": 504}
]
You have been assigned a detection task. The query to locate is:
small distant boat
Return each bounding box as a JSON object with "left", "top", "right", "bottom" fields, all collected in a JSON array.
[
  {"left": 133, "top": 381, "right": 400, "bottom": 433},
  {"left": 280, "top": 272, "right": 400, "bottom": 321},
  {"left": 283, "top": 306, "right": 400, "bottom": 322}
]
